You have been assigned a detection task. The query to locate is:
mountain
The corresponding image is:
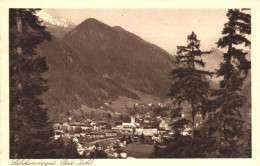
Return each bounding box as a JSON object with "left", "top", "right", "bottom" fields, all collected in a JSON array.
[
  {"left": 38, "top": 17, "right": 250, "bottom": 122},
  {"left": 199, "top": 47, "right": 224, "bottom": 82},
  {"left": 39, "top": 18, "right": 176, "bottom": 122},
  {"left": 36, "top": 10, "right": 75, "bottom": 38},
  {"left": 201, "top": 47, "right": 251, "bottom": 122},
  {"left": 203, "top": 47, "right": 224, "bottom": 72},
  {"left": 202, "top": 47, "right": 251, "bottom": 75}
]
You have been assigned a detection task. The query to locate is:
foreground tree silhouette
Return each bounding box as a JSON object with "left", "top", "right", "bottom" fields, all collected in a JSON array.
[
  {"left": 216, "top": 9, "right": 251, "bottom": 90},
  {"left": 209, "top": 8, "right": 251, "bottom": 157},
  {"left": 169, "top": 31, "right": 212, "bottom": 138},
  {"left": 9, "top": 9, "right": 66, "bottom": 158},
  {"left": 153, "top": 32, "right": 213, "bottom": 157}
]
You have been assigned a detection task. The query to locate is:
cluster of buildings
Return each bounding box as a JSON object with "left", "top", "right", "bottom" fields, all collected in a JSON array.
[
  {"left": 52, "top": 113, "right": 170, "bottom": 157},
  {"left": 52, "top": 103, "right": 206, "bottom": 158}
]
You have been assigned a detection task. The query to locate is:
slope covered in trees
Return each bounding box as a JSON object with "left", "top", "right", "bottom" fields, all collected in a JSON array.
[{"left": 39, "top": 18, "right": 177, "bottom": 122}]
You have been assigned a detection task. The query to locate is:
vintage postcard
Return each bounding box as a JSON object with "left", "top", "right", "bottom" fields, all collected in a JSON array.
[{"left": 1, "top": 0, "right": 260, "bottom": 166}]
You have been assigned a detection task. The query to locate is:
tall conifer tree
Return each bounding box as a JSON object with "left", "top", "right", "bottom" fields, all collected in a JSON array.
[
  {"left": 169, "top": 31, "right": 212, "bottom": 137},
  {"left": 9, "top": 9, "right": 55, "bottom": 158},
  {"left": 216, "top": 8, "right": 251, "bottom": 90},
  {"left": 209, "top": 8, "right": 251, "bottom": 157},
  {"left": 167, "top": 31, "right": 213, "bottom": 157}
]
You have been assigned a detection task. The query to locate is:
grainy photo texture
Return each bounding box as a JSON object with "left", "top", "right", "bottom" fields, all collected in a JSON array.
[{"left": 9, "top": 8, "right": 251, "bottom": 159}]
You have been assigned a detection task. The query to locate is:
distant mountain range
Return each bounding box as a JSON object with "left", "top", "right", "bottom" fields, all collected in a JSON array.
[
  {"left": 37, "top": 10, "right": 75, "bottom": 38},
  {"left": 201, "top": 47, "right": 251, "bottom": 82},
  {"left": 37, "top": 12, "right": 251, "bottom": 123}
]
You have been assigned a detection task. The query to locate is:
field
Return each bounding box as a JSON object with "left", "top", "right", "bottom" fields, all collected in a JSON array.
[
  {"left": 78, "top": 90, "right": 162, "bottom": 115},
  {"left": 121, "top": 143, "right": 154, "bottom": 158}
]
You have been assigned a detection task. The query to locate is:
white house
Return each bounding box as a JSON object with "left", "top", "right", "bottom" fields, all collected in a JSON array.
[
  {"left": 90, "top": 122, "right": 97, "bottom": 126},
  {"left": 73, "top": 137, "right": 78, "bottom": 143},
  {"left": 159, "top": 120, "right": 170, "bottom": 130},
  {"left": 136, "top": 128, "right": 158, "bottom": 136},
  {"left": 120, "top": 152, "right": 127, "bottom": 158},
  {"left": 152, "top": 134, "right": 161, "bottom": 140},
  {"left": 181, "top": 126, "right": 192, "bottom": 136}
]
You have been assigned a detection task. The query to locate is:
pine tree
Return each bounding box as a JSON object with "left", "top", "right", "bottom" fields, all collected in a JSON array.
[
  {"left": 169, "top": 31, "right": 212, "bottom": 137},
  {"left": 216, "top": 8, "right": 251, "bottom": 91},
  {"left": 209, "top": 8, "right": 251, "bottom": 157},
  {"left": 64, "top": 139, "right": 80, "bottom": 158},
  {"left": 9, "top": 9, "right": 55, "bottom": 158},
  {"left": 167, "top": 31, "right": 213, "bottom": 157}
]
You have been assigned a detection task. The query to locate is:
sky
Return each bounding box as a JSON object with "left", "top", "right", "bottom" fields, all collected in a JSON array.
[{"left": 43, "top": 8, "right": 228, "bottom": 55}]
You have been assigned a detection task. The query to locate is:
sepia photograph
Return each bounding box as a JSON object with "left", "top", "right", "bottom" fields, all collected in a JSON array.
[
  {"left": 2, "top": 0, "right": 260, "bottom": 164},
  {"left": 7, "top": 7, "right": 252, "bottom": 159}
]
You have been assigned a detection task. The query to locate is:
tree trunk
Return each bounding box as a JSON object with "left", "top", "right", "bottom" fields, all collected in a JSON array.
[
  {"left": 14, "top": 9, "right": 23, "bottom": 159},
  {"left": 16, "top": 10, "right": 22, "bottom": 55},
  {"left": 191, "top": 101, "right": 195, "bottom": 157}
]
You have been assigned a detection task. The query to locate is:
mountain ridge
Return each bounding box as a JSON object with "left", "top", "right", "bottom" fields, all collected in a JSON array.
[
  {"left": 40, "top": 18, "right": 176, "bottom": 122},
  {"left": 38, "top": 16, "right": 250, "bottom": 123},
  {"left": 37, "top": 10, "right": 76, "bottom": 38}
]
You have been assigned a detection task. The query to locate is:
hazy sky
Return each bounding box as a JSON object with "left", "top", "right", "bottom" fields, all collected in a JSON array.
[{"left": 44, "top": 8, "right": 228, "bottom": 54}]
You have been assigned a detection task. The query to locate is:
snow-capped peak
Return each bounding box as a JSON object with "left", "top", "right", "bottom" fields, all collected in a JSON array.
[{"left": 36, "top": 10, "right": 75, "bottom": 28}]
